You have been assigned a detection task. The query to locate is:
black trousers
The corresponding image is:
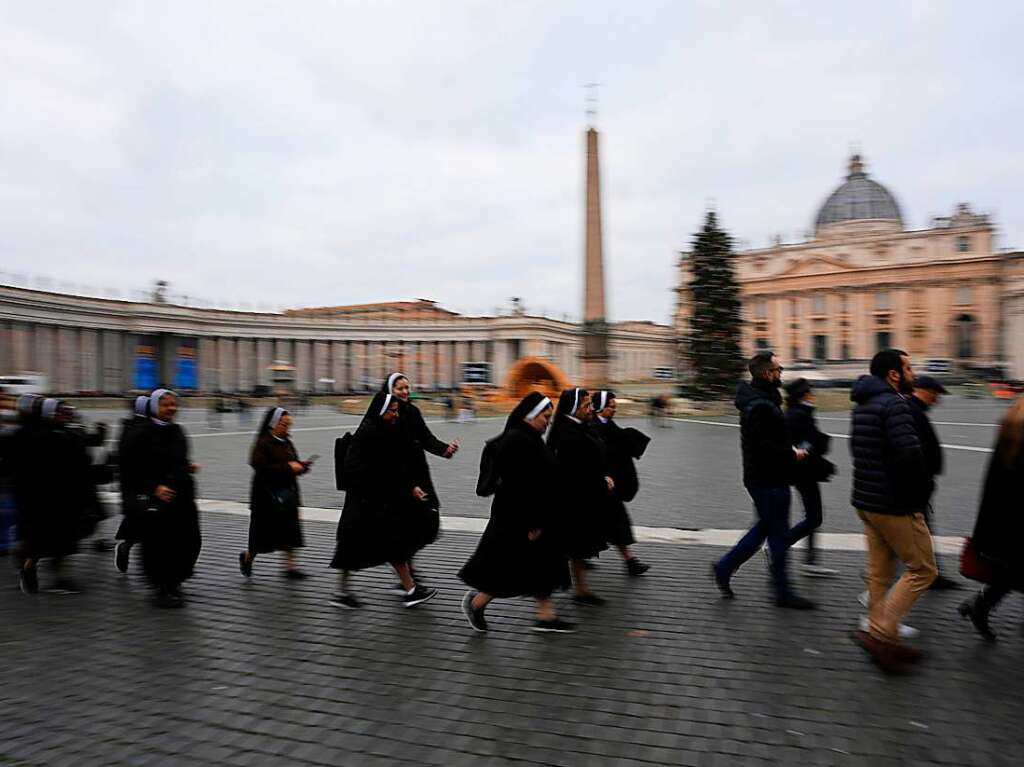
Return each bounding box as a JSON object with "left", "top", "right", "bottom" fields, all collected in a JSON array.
[{"left": 786, "top": 482, "right": 823, "bottom": 564}]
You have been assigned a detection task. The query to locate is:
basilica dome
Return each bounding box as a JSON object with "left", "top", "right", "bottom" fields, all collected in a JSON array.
[{"left": 814, "top": 154, "right": 903, "bottom": 234}]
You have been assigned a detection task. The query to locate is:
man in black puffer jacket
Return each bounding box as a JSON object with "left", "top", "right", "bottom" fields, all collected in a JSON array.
[
  {"left": 850, "top": 349, "right": 936, "bottom": 671},
  {"left": 712, "top": 352, "right": 814, "bottom": 609}
]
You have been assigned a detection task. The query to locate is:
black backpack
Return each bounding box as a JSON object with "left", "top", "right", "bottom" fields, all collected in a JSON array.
[
  {"left": 334, "top": 433, "right": 353, "bottom": 491},
  {"left": 475, "top": 433, "right": 505, "bottom": 497}
]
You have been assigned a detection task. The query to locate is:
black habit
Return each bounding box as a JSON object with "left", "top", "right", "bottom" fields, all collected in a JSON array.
[
  {"left": 247, "top": 428, "right": 305, "bottom": 554},
  {"left": 971, "top": 441, "right": 1024, "bottom": 589},
  {"left": 590, "top": 416, "right": 650, "bottom": 547}
]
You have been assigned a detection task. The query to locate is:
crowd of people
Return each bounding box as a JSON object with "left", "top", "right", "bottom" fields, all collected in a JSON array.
[{"left": 1, "top": 355, "right": 1020, "bottom": 667}]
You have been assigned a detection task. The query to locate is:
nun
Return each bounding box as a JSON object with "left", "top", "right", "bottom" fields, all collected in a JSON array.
[
  {"left": 547, "top": 387, "right": 612, "bottom": 605},
  {"left": 382, "top": 371, "right": 457, "bottom": 583},
  {"left": 459, "top": 393, "right": 574, "bottom": 633},
  {"left": 239, "top": 407, "right": 312, "bottom": 579},
  {"left": 134, "top": 389, "right": 202, "bottom": 608},
  {"left": 113, "top": 395, "right": 150, "bottom": 573},
  {"left": 16, "top": 399, "right": 90, "bottom": 594},
  {"left": 589, "top": 391, "right": 651, "bottom": 576},
  {"left": 329, "top": 390, "right": 439, "bottom": 609}
]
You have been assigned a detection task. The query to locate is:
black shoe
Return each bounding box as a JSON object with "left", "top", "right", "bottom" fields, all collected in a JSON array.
[
  {"left": 462, "top": 591, "right": 488, "bottom": 633},
  {"left": 330, "top": 592, "right": 361, "bottom": 609},
  {"left": 19, "top": 565, "right": 38, "bottom": 595},
  {"left": 711, "top": 562, "right": 734, "bottom": 599},
  {"left": 931, "top": 575, "right": 961, "bottom": 591},
  {"left": 402, "top": 585, "right": 438, "bottom": 608},
  {"left": 238, "top": 551, "right": 252, "bottom": 578},
  {"left": 92, "top": 538, "right": 116, "bottom": 553},
  {"left": 283, "top": 569, "right": 307, "bottom": 580},
  {"left": 114, "top": 541, "right": 130, "bottom": 573},
  {"left": 573, "top": 592, "right": 606, "bottom": 606},
  {"left": 532, "top": 618, "right": 576, "bottom": 633},
  {"left": 777, "top": 594, "right": 816, "bottom": 610},
  {"left": 626, "top": 558, "right": 650, "bottom": 577},
  {"left": 958, "top": 599, "right": 997, "bottom": 641}
]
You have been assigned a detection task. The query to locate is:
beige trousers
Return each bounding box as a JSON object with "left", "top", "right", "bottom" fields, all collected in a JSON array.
[{"left": 858, "top": 510, "right": 938, "bottom": 644}]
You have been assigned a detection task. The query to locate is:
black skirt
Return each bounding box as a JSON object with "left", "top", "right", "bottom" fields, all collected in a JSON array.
[
  {"left": 331, "top": 494, "right": 439, "bottom": 572},
  {"left": 604, "top": 498, "right": 636, "bottom": 547},
  {"left": 459, "top": 521, "right": 570, "bottom": 599},
  {"left": 248, "top": 486, "right": 304, "bottom": 554}
]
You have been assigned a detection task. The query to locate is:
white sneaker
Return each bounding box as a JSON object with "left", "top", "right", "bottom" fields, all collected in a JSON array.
[
  {"left": 858, "top": 615, "right": 919, "bottom": 639},
  {"left": 801, "top": 564, "right": 839, "bottom": 577},
  {"left": 858, "top": 590, "right": 870, "bottom": 608}
]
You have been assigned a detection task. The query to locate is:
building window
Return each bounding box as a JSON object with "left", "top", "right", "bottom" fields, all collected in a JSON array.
[
  {"left": 813, "top": 335, "right": 828, "bottom": 361},
  {"left": 957, "top": 286, "right": 972, "bottom": 305},
  {"left": 876, "top": 331, "right": 892, "bottom": 352},
  {"left": 812, "top": 295, "right": 826, "bottom": 315},
  {"left": 789, "top": 299, "right": 797, "bottom": 318},
  {"left": 839, "top": 294, "right": 849, "bottom": 314},
  {"left": 754, "top": 300, "right": 767, "bottom": 319},
  {"left": 875, "top": 291, "right": 890, "bottom": 311},
  {"left": 756, "top": 338, "right": 770, "bottom": 352},
  {"left": 841, "top": 341, "right": 850, "bottom": 361},
  {"left": 955, "top": 314, "right": 975, "bottom": 359},
  {"left": 957, "top": 235, "right": 971, "bottom": 253}
]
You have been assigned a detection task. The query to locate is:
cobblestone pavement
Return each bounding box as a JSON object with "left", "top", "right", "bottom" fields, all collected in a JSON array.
[
  {"left": 84, "top": 396, "right": 1011, "bottom": 536},
  {"left": 2, "top": 510, "right": 1023, "bottom": 766}
]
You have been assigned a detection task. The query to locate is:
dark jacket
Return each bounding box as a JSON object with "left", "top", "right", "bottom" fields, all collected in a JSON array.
[
  {"left": 849, "top": 375, "right": 926, "bottom": 515},
  {"left": 785, "top": 401, "right": 833, "bottom": 485},
  {"left": 909, "top": 396, "right": 943, "bottom": 504},
  {"left": 971, "top": 441, "right": 1024, "bottom": 587},
  {"left": 735, "top": 379, "right": 795, "bottom": 488}
]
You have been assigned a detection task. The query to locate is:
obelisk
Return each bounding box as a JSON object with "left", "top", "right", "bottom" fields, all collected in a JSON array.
[{"left": 580, "top": 125, "right": 610, "bottom": 388}]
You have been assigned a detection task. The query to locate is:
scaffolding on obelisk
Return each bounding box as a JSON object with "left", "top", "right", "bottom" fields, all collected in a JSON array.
[{"left": 580, "top": 86, "right": 610, "bottom": 388}]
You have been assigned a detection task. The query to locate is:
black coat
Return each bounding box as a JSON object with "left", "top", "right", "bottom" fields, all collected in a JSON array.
[
  {"left": 589, "top": 418, "right": 650, "bottom": 546},
  {"left": 134, "top": 421, "right": 202, "bottom": 588},
  {"left": 909, "top": 396, "right": 943, "bottom": 504},
  {"left": 547, "top": 416, "right": 610, "bottom": 560},
  {"left": 398, "top": 401, "right": 447, "bottom": 509},
  {"left": 849, "top": 375, "right": 925, "bottom": 515},
  {"left": 247, "top": 433, "right": 305, "bottom": 553},
  {"left": 971, "top": 443, "right": 1024, "bottom": 587},
  {"left": 115, "top": 415, "right": 148, "bottom": 541},
  {"left": 785, "top": 402, "right": 832, "bottom": 485},
  {"left": 459, "top": 422, "right": 570, "bottom": 597},
  {"left": 735, "top": 379, "right": 795, "bottom": 488},
  {"left": 330, "top": 418, "right": 438, "bottom": 571}
]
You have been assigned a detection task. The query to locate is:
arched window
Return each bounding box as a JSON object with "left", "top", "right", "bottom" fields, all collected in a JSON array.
[{"left": 954, "top": 313, "right": 975, "bottom": 359}]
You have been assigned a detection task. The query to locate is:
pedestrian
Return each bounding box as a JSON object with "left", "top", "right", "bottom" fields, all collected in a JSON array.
[
  {"left": 547, "top": 387, "right": 610, "bottom": 605},
  {"left": 783, "top": 378, "right": 838, "bottom": 577},
  {"left": 958, "top": 396, "right": 1024, "bottom": 641},
  {"left": 589, "top": 390, "right": 651, "bottom": 576},
  {"left": 459, "top": 392, "right": 574, "bottom": 633},
  {"left": 382, "top": 371, "right": 457, "bottom": 585},
  {"left": 239, "top": 407, "right": 313, "bottom": 580},
  {"left": 0, "top": 392, "right": 18, "bottom": 555},
  {"left": 711, "top": 352, "right": 815, "bottom": 609},
  {"left": 135, "top": 389, "right": 202, "bottom": 608},
  {"left": 329, "top": 391, "right": 439, "bottom": 609},
  {"left": 850, "top": 349, "right": 935, "bottom": 671},
  {"left": 16, "top": 399, "right": 94, "bottom": 595},
  {"left": 114, "top": 395, "right": 150, "bottom": 573},
  {"left": 908, "top": 375, "right": 959, "bottom": 591}
]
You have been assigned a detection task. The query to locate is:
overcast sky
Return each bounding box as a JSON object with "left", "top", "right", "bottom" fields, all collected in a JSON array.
[{"left": 1, "top": 1, "right": 1021, "bottom": 323}]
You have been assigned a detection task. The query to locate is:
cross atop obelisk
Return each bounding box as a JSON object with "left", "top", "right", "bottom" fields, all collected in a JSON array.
[{"left": 581, "top": 85, "right": 610, "bottom": 388}]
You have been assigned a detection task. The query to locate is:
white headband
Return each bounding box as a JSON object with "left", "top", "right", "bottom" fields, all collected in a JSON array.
[
  {"left": 269, "top": 407, "right": 286, "bottom": 428},
  {"left": 150, "top": 388, "right": 175, "bottom": 412},
  {"left": 595, "top": 391, "right": 609, "bottom": 411},
  {"left": 387, "top": 372, "right": 406, "bottom": 394},
  {"left": 526, "top": 396, "right": 552, "bottom": 421},
  {"left": 569, "top": 388, "right": 581, "bottom": 416},
  {"left": 134, "top": 395, "right": 149, "bottom": 417},
  {"left": 379, "top": 393, "right": 393, "bottom": 416}
]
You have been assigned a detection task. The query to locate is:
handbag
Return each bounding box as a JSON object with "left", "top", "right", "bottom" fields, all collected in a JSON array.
[{"left": 959, "top": 537, "right": 994, "bottom": 584}]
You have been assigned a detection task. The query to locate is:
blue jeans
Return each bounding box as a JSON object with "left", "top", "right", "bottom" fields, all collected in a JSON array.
[{"left": 716, "top": 485, "right": 792, "bottom": 598}]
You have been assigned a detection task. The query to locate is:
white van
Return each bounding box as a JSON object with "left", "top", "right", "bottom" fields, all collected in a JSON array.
[{"left": 0, "top": 373, "right": 48, "bottom": 396}]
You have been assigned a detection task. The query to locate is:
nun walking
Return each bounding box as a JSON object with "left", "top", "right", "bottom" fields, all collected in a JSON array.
[
  {"left": 135, "top": 389, "right": 202, "bottom": 608},
  {"left": 382, "top": 372, "right": 458, "bottom": 583},
  {"left": 16, "top": 399, "right": 92, "bottom": 594},
  {"left": 113, "top": 395, "right": 150, "bottom": 573},
  {"left": 460, "top": 393, "right": 574, "bottom": 633},
  {"left": 239, "top": 407, "right": 313, "bottom": 579},
  {"left": 589, "top": 391, "right": 651, "bottom": 576},
  {"left": 547, "top": 388, "right": 612, "bottom": 605},
  {"left": 329, "top": 391, "right": 439, "bottom": 609}
]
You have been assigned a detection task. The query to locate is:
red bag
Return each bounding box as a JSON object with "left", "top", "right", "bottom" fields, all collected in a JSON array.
[{"left": 960, "top": 537, "right": 994, "bottom": 584}]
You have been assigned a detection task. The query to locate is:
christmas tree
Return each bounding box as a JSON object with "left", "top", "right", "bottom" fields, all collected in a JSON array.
[{"left": 686, "top": 210, "right": 743, "bottom": 398}]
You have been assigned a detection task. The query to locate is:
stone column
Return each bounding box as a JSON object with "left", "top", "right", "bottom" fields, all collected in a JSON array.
[
  {"left": 34, "top": 325, "right": 55, "bottom": 391},
  {"left": 236, "top": 339, "right": 254, "bottom": 393},
  {"left": 492, "top": 339, "right": 509, "bottom": 389},
  {"left": 331, "top": 340, "right": 347, "bottom": 392},
  {"left": 313, "top": 340, "right": 330, "bottom": 391},
  {"left": 255, "top": 340, "right": 272, "bottom": 387},
  {"left": 101, "top": 331, "right": 121, "bottom": 393},
  {"left": 10, "top": 322, "right": 30, "bottom": 372},
  {"left": 199, "top": 337, "right": 218, "bottom": 392},
  {"left": 421, "top": 341, "right": 435, "bottom": 390},
  {"left": 274, "top": 339, "right": 292, "bottom": 365},
  {"left": 0, "top": 321, "right": 11, "bottom": 375},
  {"left": 79, "top": 329, "right": 99, "bottom": 391},
  {"left": 217, "top": 338, "right": 236, "bottom": 393},
  {"left": 294, "top": 340, "right": 311, "bottom": 392}
]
